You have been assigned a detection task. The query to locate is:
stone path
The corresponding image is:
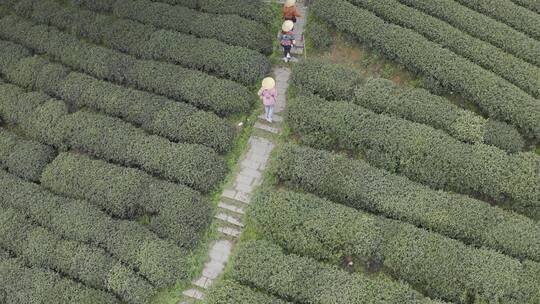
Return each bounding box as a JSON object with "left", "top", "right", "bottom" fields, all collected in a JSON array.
[{"left": 181, "top": 2, "right": 307, "bottom": 302}]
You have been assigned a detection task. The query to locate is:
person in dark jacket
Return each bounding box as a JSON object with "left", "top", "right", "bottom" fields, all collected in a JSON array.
[{"left": 279, "top": 20, "right": 295, "bottom": 62}]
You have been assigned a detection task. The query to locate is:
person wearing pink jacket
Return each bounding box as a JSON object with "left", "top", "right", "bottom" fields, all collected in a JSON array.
[{"left": 258, "top": 77, "right": 277, "bottom": 123}]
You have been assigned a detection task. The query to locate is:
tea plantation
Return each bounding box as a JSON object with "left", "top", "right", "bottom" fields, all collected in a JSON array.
[{"left": 1, "top": 0, "right": 539, "bottom": 303}]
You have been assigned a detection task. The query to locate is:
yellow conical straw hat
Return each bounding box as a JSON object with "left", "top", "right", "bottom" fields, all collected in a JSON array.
[
  {"left": 261, "top": 77, "right": 275, "bottom": 90},
  {"left": 282, "top": 20, "right": 294, "bottom": 32},
  {"left": 285, "top": 0, "right": 296, "bottom": 7}
]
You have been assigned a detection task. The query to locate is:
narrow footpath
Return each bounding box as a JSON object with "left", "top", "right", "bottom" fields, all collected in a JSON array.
[{"left": 181, "top": 2, "right": 308, "bottom": 302}]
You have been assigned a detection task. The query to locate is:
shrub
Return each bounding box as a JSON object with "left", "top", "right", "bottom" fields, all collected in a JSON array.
[
  {"left": 286, "top": 95, "right": 540, "bottom": 219},
  {"left": 276, "top": 144, "right": 540, "bottom": 261},
  {"left": 0, "top": 171, "right": 189, "bottom": 288},
  {"left": 0, "top": 129, "right": 55, "bottom": 181},
  {"left": 0, "top": 15, "right": 254, "bottom": 116},
  {"left": 291, "top": 59, "right": 365, "bottom": 100},
  {"left": 0, "top": 43, "right": 235, "bottom": 152},
  {"left": 305, "top": 15, "right": 333, "bottom": 51},
  {"left": 0, "top": 64, "right": 228, "bottom": 191},
  {"left": 250, "top": 190, "right": 540, "bottom": 303},
  {"left": 60, "top": 110, "right": 226, "bottom": 192},
  {"left": 311, "top": 0, "right": 540, "bottom": 139},
  {"left": 397, "top": 0, "right": 540, "bottom": 67},
  {"left": 207, "top": 280, "right": 292, "bottom": 304},
  {"left": 197, "top": 0, "right": 275, "bottom": 25},
  {"left": 454, "top": 0, "right": 540, "bottom": 40},
  {"left": 73, "top": 0, "right": 273, "bottom": 54},
  {"left": 510, "top": 0, "right": 539, "bottom": 13},
  {"left": 292, "top": 60, "right": 524, "bottom": 154},
  {"left": 231, "top": 240, "right": 437, "bottom": 304},
  {"left": 346, "top": 0, "right": 540, "bottom": 98},
  {"left": 41, "top": 152, "right": 212, "bottom": 248},
  {"left": 0, "top": 256, "right": 118, "bottom": 304},
  {"left": 0, "top": 39, "right": 30, "bottom": 69},
  {"left": 0, "top": 207, "right": 155, "bottom": 304},
  {"left": 13, "top": 0, "right": 271, "bottom": 85}
]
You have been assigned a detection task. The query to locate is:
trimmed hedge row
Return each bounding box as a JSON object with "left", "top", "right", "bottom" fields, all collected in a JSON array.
[
  {"left": 0, "top": 207, "right": 155, "bottom": 303},
  {"left": 231, "top": 240, "right": 439, "bottom": 304},
  {"left": 0, "top": 75, "right": 227, "bottom": 192},
  {"left": 41, "top": 152, "right": 211, "bottom": 248},
  {"left": 0, "top": 46, "right": 234, "bottom": 153},
  {"left": 63, "top": 110, "right": 226, "bottom": 193},
  {"left": 291, "top": 60, "right": 525, "bottom": 152},
  {"left": 287, "top": 95, "right": 540, "bottom": 219},
  {"left": 510, "top": 0, "right": 540, "bottom": 13},
  {"left": 312, "top": 0, "right": 540, "bottom": 139},
  {"left": 0, "top": 128, "right": 55, "bottom": 181},
  {"left": 454, "top": 0, "right": 540, "bottom": 40},
  {"left": 72, "top": 0, "right": 273, "bottom": 53},
  {"left": 9, "top": 0, "right": 270, "bottom": 85},
  {"left": 0, "top": 256, "right": 118, "bottom": 304},
  {"left": 207, "top": 280, "right": 292, "bottom": 304},
  {"left": 397, "top": 0, "right": 540, "bottom": 67},
  {"left": 0, "top": 170, "right": 189, "bottom": 288},
  {"left": 250, "top": 190, "right": 540, "bottom": 303},
  {"left": 276, "top": 144, "right": 540, "bottom": 261},
  {"left": 0, "top": 15, "right": 253, "bottom": 116},
  {"left": 347, "top": 0, "right": 540, "bottom": 98},
  {"left": 146, "top": 0, "right": 275, "bottom": 25}
]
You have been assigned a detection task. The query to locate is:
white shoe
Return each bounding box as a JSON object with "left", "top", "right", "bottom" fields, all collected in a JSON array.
[
  {"left": 286, "top": 53, "right": 291, "bottom": 59},
  {"left": 266, "top": 117, "right": 272, "bottom": 123},
  {"left": 283, "top": 57, "right": 289, "bottom": 63}
]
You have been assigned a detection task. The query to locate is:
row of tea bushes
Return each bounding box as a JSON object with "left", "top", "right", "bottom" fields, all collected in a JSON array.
[
  {"left": 0, "top": 42, "right": 234, "bottom": 152},
  {"left": 275, "top": 144, "right": 540, "bottom": 261},
  {"left": 146, "top": 0, "right": 275, "bottom": 25},
  {"left": 346, "top": 0, "right": 540, "bottom": 98},
  {"left": 70, "top": 0, "right": 273, "bottom": 53},
  {"left": 0, "top": 171, "right": 188, "bottom": 288},
  {"left": 230, "top": 240, "right": 441, "bottom": 304},
  {"left": 0, "top": 253, "right": 118, "bottom": 304},
  {"left": 8, "top": 0, "right": 270, "bottom": 85},
  {"left": 311, "top": 0, "right": 540, "bottom": 139},
  {"left": 509, "top": 0, "right": 540, "bottom": 13},
  {"left": 287, "top": 94, "right": 540, "bottom": 219},
  {"left": 0, "top": 128, "right": 55, "bottom": 181},
  {"left": 0, "top": 77, "right": 227, "bottom": 193},
  {"left": 0, "top": 207, "right": 154, "bottom": 303},
  {"left": 206, "top": 280, "right": 292, "bottom": 304},
  {"left": 250, "top": 190, "right": 540, "bottom": 303},
  {"left": 453, "top": 0, "right": 540, "bottom": 40},
  {"left": 396, "top": 0, "right": 540, "bottom": 66},
  {"left": 291, "top": 59, "right": 525, "bottom": 152},
  {"left": 41, "top": 152, "right": 211, "bottom": 248},
  {"left": 0, "top": 15, "right": 253, "bottom": 116}
]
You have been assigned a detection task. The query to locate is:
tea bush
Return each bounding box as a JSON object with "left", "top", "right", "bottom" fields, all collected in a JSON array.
[
  {"left": 0, "top": 171, "right": 189, "bottom": 288},
  {"left": 286, "top": 95, "right": 540, "bottom": 219},
  {"left": 41, "top": 152, "right": 212, "bottom": 248},
  {"left": 311, "top": 0, "right": 540, "bottom": 138},
  {"left": 250, "top": 190, "right": 540, "bottom": 303},
  {"left": 276, "top": 144, "right": 540, "bottom": 261},
  {"left": 0, "top": 207, "right": 155, "bottom": 303},
  {"left": 397, "top": 0, "right": 540, "bottom": 66}
]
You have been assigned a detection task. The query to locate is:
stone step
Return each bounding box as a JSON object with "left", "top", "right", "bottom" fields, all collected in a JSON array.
[
  {"left": 218, "top": 226, "right": 241, "bottom": 238},
  {"left": 222, "top": 189, "right": 250, "bottom": 204},
  {"left": 218, "top": 202, "right": 245, "bottom": 214},
  {"left": 258, "top": 113, "right": 284, "bottom": 123},
  {"left": 193, "top": 276, "right": 213, "bottom": 289},
  {"left": 215, "top": 212, "right": 244, "bottom": 228},
  {"left": 254, "top": 122, "right": 281, "bottom": 134},
  {"left": 183, "top": 288, "right": 204, "bottom": 300}
]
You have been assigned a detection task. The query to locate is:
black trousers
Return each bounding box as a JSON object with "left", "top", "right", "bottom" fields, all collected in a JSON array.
[
  {"left": 282, "top": 45, "right": 292, "bottom": 57},
  {"left": 285, "top": 16, "right": 297, "bottom": 23}
]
